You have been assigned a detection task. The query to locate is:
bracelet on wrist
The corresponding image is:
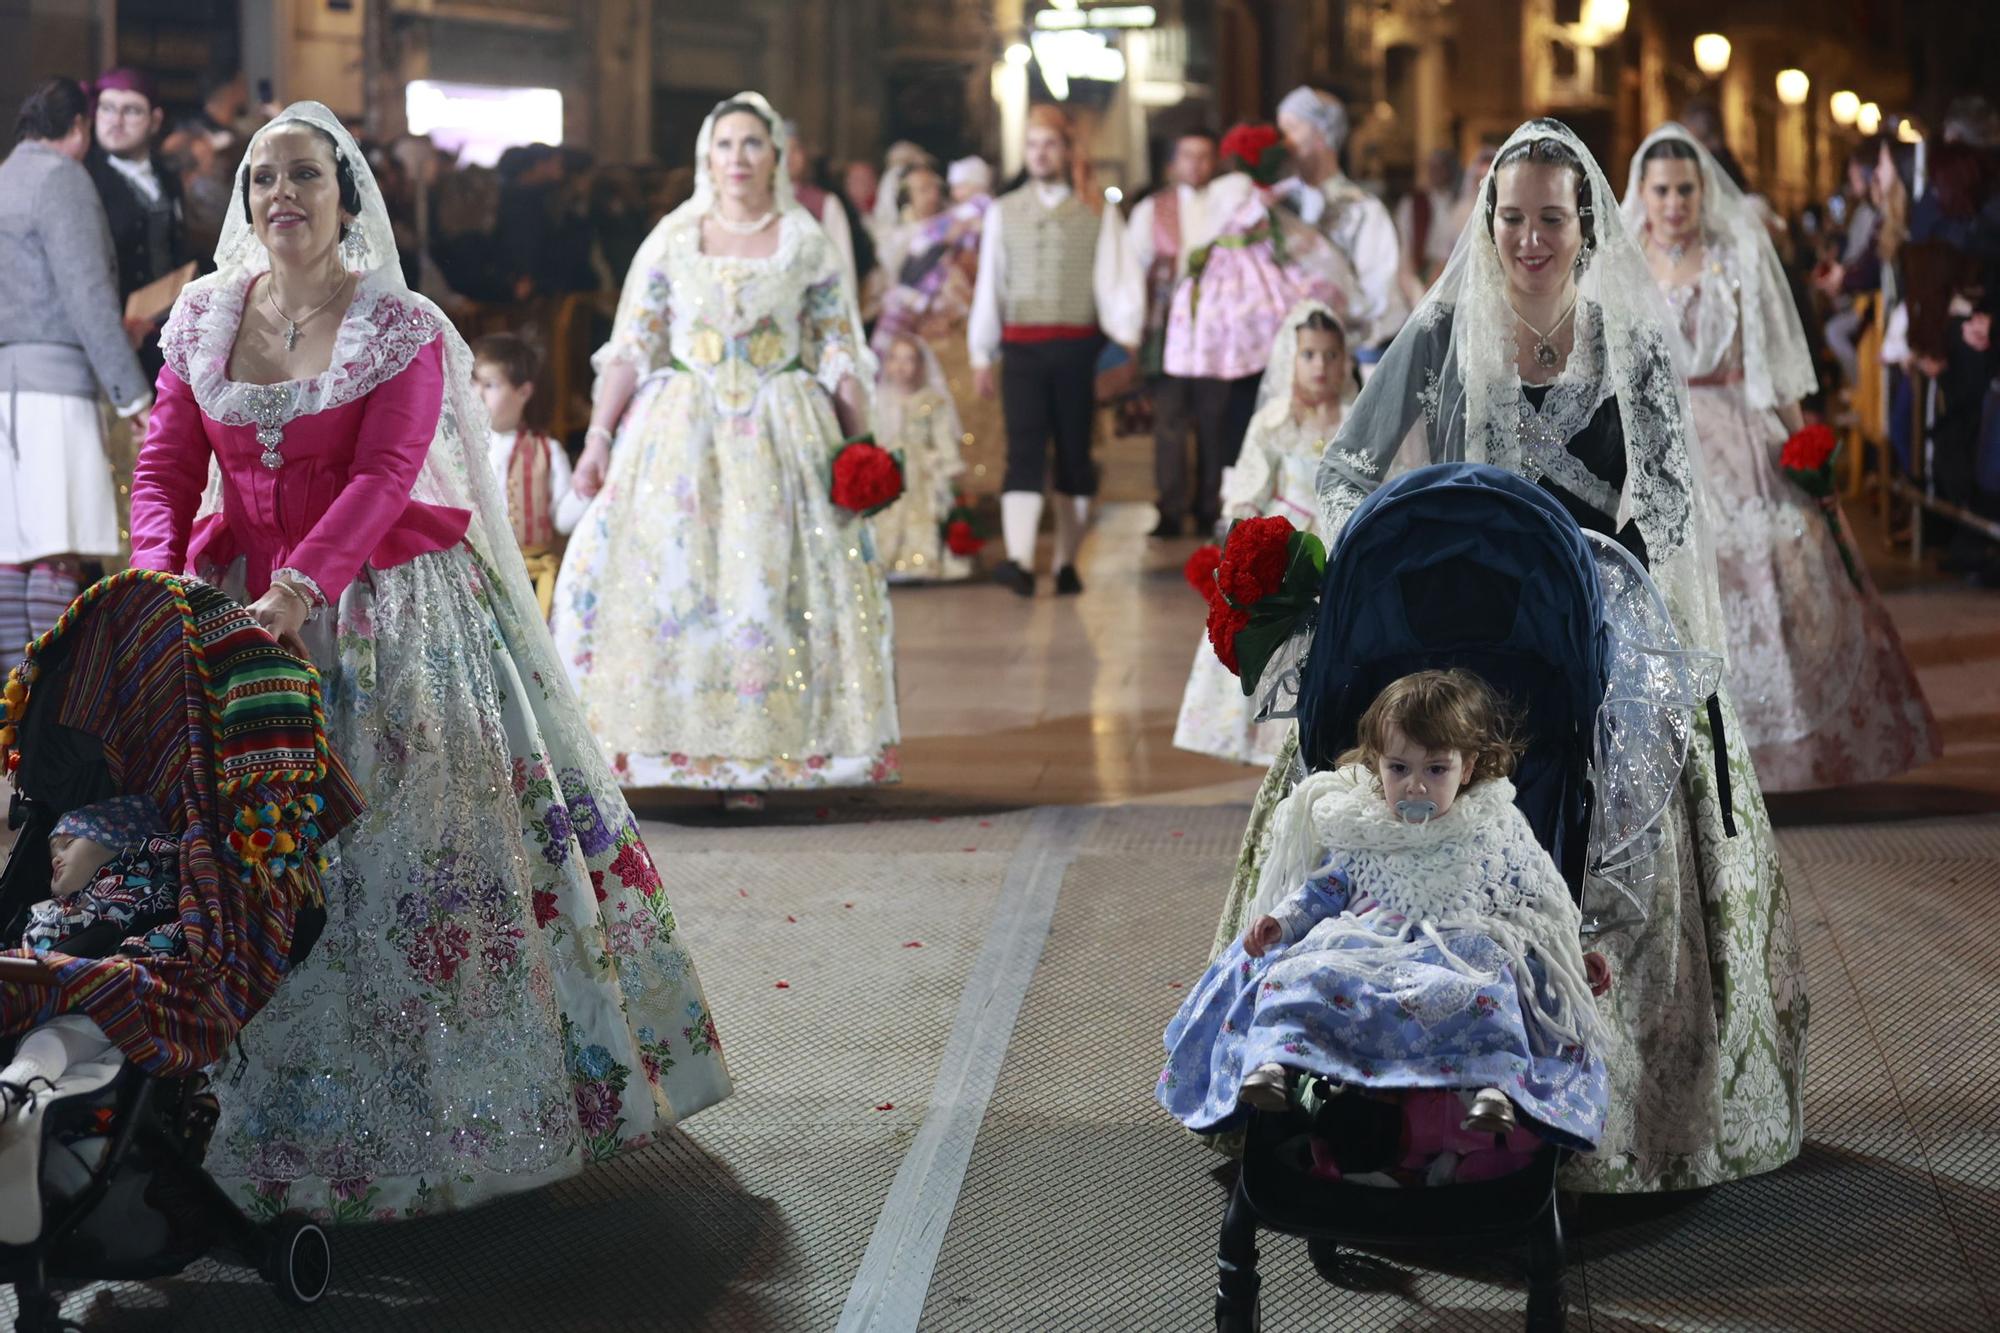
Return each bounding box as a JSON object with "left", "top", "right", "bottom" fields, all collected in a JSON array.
[
  {"left": 585, "top": 425, "right": 614, "bottom": 448},
  {"left": 269, "top": 576, "right": 323, "bottom": 625}
]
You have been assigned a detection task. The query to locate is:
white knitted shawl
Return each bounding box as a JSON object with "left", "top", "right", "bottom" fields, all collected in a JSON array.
[{"left": 1249, "top": 764, "right": 1605, "bottom": 1049}]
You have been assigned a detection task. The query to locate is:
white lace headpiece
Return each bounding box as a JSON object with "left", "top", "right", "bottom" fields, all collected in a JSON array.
[
  {"left": 1318, "top": 117, "right": 1726, "bottom": 659},
  {"left": 629, "top": 94, "right": 870, "bottom": 382},
  {"left": 1253, "top": 298, "right": 1347, "bottom": 415},
  {"left": 1620, "top": 122, "right": 1818, "bottom": 412},
  {"left": 188, "top": 103, "right": 582, "bottom": 751}
]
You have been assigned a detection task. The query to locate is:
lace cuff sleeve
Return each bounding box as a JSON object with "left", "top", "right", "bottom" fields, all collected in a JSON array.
[
  {"left": 270, "top": 568, "right": 327, "bottom": 621},
  {"left": 1318, "top": 480, "right": 1369, "bottom": 542},
  {"left": 804, "top": 270, "right": 866, "bottom": 399},
  {"left": 593, "top": 239, "right": 671, "bottom": 383}
]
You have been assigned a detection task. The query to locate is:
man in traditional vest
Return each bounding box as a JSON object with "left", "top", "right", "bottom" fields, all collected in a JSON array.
[
  {"left": 1274, "top": 87, "right": 1406, "bottom": 352},
  {"left": 969, "top": 105, "right": 1121, "bottom": 596},
  {"left": 84, "top": 67, "right": 189, "bottom": 387},
  {"left": 1104, "top": 129, "right": 1241, "bottom": 538}
]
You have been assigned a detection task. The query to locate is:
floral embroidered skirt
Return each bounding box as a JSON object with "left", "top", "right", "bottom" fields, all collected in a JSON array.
[
  {"left": 1209, "top": 686, "right": 1808, "bottom": 1194},
  {"left": 873, "top": 430, "right": 971, "bottom": 584},
  {"left": 206, "top": 546, "right": 732, "bottom": 1221},
  {"left": 1692, "top": 385, "right": 1940, "bottom": 791},
  {"left": 1172, "top": 631, "right": 1291, "bottom": 767},
  {"left": 551, "top": 369, "right": 902, "bottom": 790},
  {"left": 1162, "top": 926, "right": 1609, "bottom": 1150}
]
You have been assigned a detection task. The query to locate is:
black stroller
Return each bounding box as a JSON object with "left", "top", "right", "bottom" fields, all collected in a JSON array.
[
  {"left": 1212, "top": 463, "right": 1624, "bottom": 1333},
  {"left": 0, "top": 572, "right": 362, "bottom": 1332}
]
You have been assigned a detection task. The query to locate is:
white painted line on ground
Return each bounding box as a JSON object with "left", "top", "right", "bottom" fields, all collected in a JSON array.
[{"left": 834, "top": 804, "right": 1098, "bottom": 1333}]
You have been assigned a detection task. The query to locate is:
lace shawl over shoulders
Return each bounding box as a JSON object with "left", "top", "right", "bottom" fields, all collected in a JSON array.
[{"left": 161, "top": 268, "right": 444, "bottom": 426}]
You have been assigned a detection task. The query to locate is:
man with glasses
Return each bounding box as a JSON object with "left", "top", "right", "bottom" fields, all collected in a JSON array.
[{"left": 84, "top": 68, "right": 190, "bottom": 384}]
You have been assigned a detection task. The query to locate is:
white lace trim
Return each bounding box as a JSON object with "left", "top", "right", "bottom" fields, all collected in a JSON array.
[
  {"left": 269, "top": 567, "right": 326, "bottom": 618},
  {"left": 161, "top": 267, "right": 443, "bottom": 437},
  {"left": 1254, "top": 764, "right": 1605, "bottom": 1048}
]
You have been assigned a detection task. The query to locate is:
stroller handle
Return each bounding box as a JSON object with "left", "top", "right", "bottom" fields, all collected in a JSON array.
[{"left": 0, "top": 955, "right": 57, "bottom": 986}]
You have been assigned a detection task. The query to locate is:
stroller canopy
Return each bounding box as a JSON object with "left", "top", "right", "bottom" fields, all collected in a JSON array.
[
  {"left": 1, "top": 571, "right": 363, "bottom": 1075},
  {"left": 1296, "top": 463, "right": 1609, "bottom": 886}
]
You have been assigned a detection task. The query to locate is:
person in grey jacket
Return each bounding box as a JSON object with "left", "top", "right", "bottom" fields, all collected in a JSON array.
[{"left": 0, "top": 77, "right": 150, "bottom": 667}]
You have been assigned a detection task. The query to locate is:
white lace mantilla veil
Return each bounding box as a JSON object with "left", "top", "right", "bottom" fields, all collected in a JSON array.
[
  {"left": 1312, "top": 117, "right": 1728, "bottom": 664},
  {"left": 596, "top": 91, "right": 876, "bottom": 390},
  {"left": 873, "top": 330, "right": 965, "bottom": 484},
  {"left": 1620, "top": 122, "right": 1818, "bottom": 412},
  {"left": 186, "top": 102, "right": 600, "bottom": 771},
  {"left": 1252, "top": 298, "right": 1336, "bottom": 414}
]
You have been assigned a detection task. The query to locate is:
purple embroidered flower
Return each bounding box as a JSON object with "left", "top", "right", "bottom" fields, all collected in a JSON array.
[
  {"left": 394, "top": 891, "right": 430, "bottom": 933},
  {"left": 574, "top": 1081, "right": 621, "bottom": 1134},
  {"left": 540, "top": 803, "right": 573, "bottom": 866},
  {"left": 567, "top": 793, "right": 615, "bottom": 858}
]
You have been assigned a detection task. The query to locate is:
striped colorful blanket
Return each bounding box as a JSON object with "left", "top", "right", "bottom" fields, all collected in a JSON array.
[{"left": 1, "top": 570, "right": 363, "bottom": 1074}]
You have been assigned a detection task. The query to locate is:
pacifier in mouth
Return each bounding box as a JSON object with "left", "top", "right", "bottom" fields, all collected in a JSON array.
[{"left": 1395, "top": 799, "right": 1439, "bottom": 824}]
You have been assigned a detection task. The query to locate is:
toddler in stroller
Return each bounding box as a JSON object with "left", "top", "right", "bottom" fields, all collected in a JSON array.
[
  {"left": 1160, "top": 668, "right": 1614, "bottom": 1181},
  {"left": 0, "top": 570, "right": 362, "bottom": 1330},
  {"left": 1171, "top": 462, "right": 1718, "bottom": 1331}
]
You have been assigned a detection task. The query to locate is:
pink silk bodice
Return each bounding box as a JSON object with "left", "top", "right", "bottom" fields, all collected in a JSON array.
[{"left": 128, "top": 278, "right": 470, "bottom": 604}]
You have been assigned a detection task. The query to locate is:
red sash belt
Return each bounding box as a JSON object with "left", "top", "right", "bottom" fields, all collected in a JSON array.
[
  {"left": 1688, "top": 368, "right": 1744, "bottom": 387},
  {"left": 1003, "top": 323, "right": 1098, "bottom": 345}
]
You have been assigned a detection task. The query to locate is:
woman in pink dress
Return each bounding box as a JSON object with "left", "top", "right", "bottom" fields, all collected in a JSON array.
[
  {"left": 126, "top": 102, "right": 731, "bottom": 1221},
  {"left": 1164, "top": 124, "right": 1357, "bottom": 410},
  {"left": 1623, "top": 124, "right": 1940, "bottom": 790}
]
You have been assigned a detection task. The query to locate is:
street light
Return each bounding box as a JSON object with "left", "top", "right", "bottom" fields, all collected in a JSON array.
[
  {"left": 1003, "top": 43, "right": 1032, "bottom": 67},
  {"left": 1829, "top": 90, "right": 1860, "bottom": 125},
  {"left": 1896, "top": 119, "right": 1922, "bottom": 144},
  {"left": 1856, "top": 102, "right": 1881, "bottom": 135},
  {"left": 1692, "top": 33, "right": 1731, "bottom": 78},
  {"left": 1775, "top": 69, "right": 1810, "bottom": 107},
  {"left": 1578, "top": 0, "right": 1628, "bottom": 43}
]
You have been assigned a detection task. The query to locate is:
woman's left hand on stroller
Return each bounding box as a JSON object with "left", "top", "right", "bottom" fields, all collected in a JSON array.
[
  {"left": 1585, "top": 950, "right": 1612, "bottom": 997},
  {"left": 1243, "top": 914, "right": 1285, "bottom": 959}
]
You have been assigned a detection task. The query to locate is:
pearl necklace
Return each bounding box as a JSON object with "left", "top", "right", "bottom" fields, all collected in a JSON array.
[{"left": 709, "top": 208, "right": 776, "bottom": 236}]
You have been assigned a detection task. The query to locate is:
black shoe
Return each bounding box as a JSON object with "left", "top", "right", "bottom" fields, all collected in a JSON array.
[
  {"left": 1149, "top": 514, "right": 1185, "bottom": 538},
  {"left": 992, "top": 560, "right": 1035, "bottom": 597},
  {"left": 1055, "top": 565, "right": 1084, "bottom": 595}
]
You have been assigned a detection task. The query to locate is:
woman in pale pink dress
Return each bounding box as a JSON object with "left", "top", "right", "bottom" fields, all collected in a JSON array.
[
  {"left": 1163, "top": 123, "right": 1356, "bottom": 465},
  {"left": 1624, "top": 124, "right": 1940, "bottom": 790}
]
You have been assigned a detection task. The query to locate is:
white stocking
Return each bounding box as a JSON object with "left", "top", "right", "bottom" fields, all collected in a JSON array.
[
  {"left": 0, "top": 1017, "right": 112, "bottom": 1103},
  {"left": 1000, "top": 491, "right": 1043, "bottom": 568},
  {"left": 1051, "top": 494, "right": 1091, "bottom": 569}
]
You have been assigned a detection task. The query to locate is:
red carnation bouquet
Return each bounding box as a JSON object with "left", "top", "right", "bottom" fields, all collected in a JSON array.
[
  {"left": 941, "top": 494, "right": 985, "bottom": 557},
  {"left": 1219, "top": 123, "right": 1287, "bottom": 185},
  {"left": 1188, "top": 514, "right": 1325, "bottom": 691},
  {"left": 1778, "top": 423, "right": 1861, "bottom": 589},
  {"left": 829, "top": 437, "right": 905, "bottom": 518}
]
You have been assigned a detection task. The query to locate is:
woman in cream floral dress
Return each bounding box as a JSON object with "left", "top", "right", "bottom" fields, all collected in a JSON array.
[{"left": 554, "top": 94, "right": 899, "bottom": 805}]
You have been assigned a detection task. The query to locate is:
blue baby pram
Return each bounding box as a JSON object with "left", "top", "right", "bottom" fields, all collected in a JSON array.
[{"left": 1213, "top": 462, "right": 1718, "bottom": 1332}]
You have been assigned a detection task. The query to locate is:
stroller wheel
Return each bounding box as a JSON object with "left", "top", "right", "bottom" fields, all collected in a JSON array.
[
  {"left": 1306, "top": 1237, "right": 1405, "bottom": 1293},
  {"left": 262, "top": 1211, "right": 332, "bottom": 1307}
]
